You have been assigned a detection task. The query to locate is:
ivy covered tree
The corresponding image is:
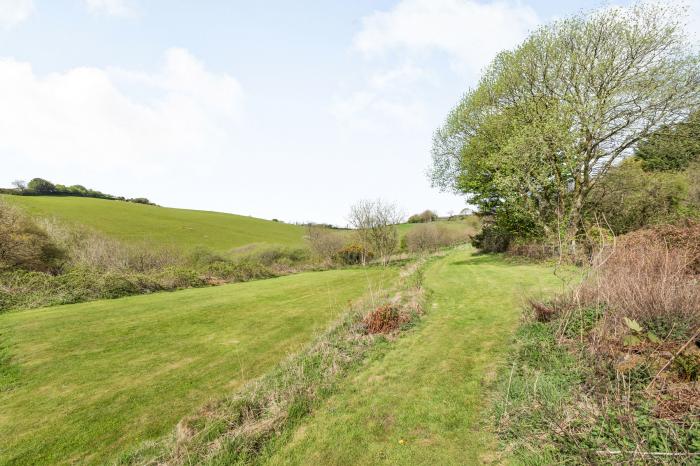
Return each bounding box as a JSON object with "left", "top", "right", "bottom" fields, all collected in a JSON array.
[{"left": 431, "top": 3, "right": 700, "bottom": 253}]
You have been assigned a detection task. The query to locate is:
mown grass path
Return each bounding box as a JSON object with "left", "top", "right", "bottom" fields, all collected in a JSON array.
[
  {"left": 0, "top": 268, "right": 396, "bottom": 465},
  {"left": 265, "top": 248, "right": 559, "bottom": 465}
]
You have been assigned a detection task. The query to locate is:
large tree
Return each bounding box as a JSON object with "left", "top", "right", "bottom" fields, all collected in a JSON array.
[{"left": 431, "top": 3, "right": 700, "bottom": 252}]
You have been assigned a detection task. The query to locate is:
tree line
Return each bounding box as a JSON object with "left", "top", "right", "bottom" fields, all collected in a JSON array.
[{"left": 2, "top": 178, "right": 155, "bottom": 205}]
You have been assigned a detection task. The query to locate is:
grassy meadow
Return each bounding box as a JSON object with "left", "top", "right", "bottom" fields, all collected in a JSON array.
[
  {"left": 261, "top": 249, "right": 559, "bottom": 465},
  {"left": 0, "top": 267, "right": 397, "bottom": 465},
  {"left": 1, "top": 195, "right": 306, "bottom": 251}
]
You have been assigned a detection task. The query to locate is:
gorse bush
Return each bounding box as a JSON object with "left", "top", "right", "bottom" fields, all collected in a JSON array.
[{"left": 336, "top": 243, "right": 372, "bottom": 265}]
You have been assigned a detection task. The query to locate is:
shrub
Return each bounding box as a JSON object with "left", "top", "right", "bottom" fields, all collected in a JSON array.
[
  {"left": 407, "top": 210, "right": 438, "bottom": 223},
  {"left": 569, "top": 224, "right": 700, "bottom": 341},
  {"left": 336, "top": 243, "right": 372, "bottom": 265},
  {"left": 586, "top": 159, "right": 689, "bottom": 235},
  {"left": 0, "top": 202, "right": 64, "bottom": 272},
  {"left": 305, "top": 225, "right": 346, "bottom": 262},
  {"left": 41, "top": 219, "right": 181, "bottom": 272}
]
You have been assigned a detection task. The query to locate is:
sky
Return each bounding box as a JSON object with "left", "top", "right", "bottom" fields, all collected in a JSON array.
[{"left": 0, "top": 0, "right": 696, "bottom": 225}]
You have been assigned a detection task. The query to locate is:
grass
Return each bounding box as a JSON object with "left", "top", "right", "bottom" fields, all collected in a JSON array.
[
  {"left": 396, "top": 217, "right": 480, "bottom": 238},
  {"left": 258, "top": 248, "right": 560, "bottom": 465},
  {"left": 1, "top": 195, "right": 306, "bottom": 251},
  {"left": 0, "top": 267, "right": 397, "bottom": 465}
]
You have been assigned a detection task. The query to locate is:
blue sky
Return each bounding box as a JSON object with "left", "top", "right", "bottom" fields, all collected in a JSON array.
[{"left": 0, "top": 0, "right": 690, "bottom": 225}]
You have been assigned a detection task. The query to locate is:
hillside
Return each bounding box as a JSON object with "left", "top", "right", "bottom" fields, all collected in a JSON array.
[
  {"left": 0, "top": 267, "right": 396, "bottom": 464},
  {"left": 1, "top": 195, "right": 306, "bottom": 251}
]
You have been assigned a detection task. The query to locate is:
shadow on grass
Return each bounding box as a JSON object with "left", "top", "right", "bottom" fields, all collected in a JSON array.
[{"left": 449, "top": 254, "right": 503, "bottom": 267}]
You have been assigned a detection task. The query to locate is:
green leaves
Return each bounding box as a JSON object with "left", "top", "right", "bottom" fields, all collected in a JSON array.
[{"left": 624, "top": 317, "right": 643, "bottom": 333}]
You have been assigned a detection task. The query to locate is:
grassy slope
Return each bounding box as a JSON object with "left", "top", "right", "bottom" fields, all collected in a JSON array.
[
  {"left": 263, "top": 249, "right": 559, "bottom": 465},
  {"left": 396, "top": 217, "right": 480, "bottom": 238},
  {"left": 0, "top": 268, "right": 397, "bottom": 465},
  {"left": 1, "top": 195, "right": 305, "bottom": 251}
]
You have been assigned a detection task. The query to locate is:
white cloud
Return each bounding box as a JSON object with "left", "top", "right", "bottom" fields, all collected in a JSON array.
[
  {"left": 84, "top": 0, "right": 133, "bottom": 17},
  {"left": 354, "top": 0, "right": 539, "bottom": 73},
  {"left": 0, "top": 0, "right": 33, "bottom": 26},
  {"left": 0, "top": 48, "right": 243, "bottom": 174},
  {"left": 331, "top": 63, "right": 432, "bottom": 130},
  {"left": 333, "top": 1, "right": 540, "bottom": 131}
]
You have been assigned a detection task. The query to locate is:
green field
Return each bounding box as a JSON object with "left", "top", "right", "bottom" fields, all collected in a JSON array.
[
  {"left": 262, "top": 249, "right": 558, "bottom": 465},
  {"left": 1, "top": 195, "right": 306, "bottom": 251},
  {"left": 0, "top": 267, "right": 397, "bottom": 465},
  {"left": 396, "top": 218, "right": 480, "bottom": 238}
]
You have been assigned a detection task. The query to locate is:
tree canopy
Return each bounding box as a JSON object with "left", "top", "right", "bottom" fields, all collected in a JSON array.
[{"left": 430, "top": 3, "right": 700, "bottom": 252}]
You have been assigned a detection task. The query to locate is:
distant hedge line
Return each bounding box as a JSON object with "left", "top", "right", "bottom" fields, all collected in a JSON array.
[{"left": 1, "top": 178, "right": 155, "bottom": 205}]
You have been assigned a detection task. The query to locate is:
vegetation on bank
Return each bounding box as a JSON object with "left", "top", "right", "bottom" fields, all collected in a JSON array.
[
  {"left": 0, "top": 267, "right": 396, "bottom": 464},
  {"left": 0, "top": 199, "right": 316, "bottom": 312},
  {"left": 425, "top": 2, "right": 700, "bottom": 462},
  {"left": 494, "top": 224, "right": 700, "bottom": 463}
]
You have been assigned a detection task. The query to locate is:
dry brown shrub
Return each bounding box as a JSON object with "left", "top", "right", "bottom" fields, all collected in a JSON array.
[
  {"left": 40, "top": 218, "right": 182, "bottom": 272},
  {"left": 305, "top": 225, "right": 346, "bottom": 262},
  {"left": 363, "top": 304, "right": 407, "bottom": 334},
  {"left": 578, "top": 224, "right": 700, "bottom": 341}
]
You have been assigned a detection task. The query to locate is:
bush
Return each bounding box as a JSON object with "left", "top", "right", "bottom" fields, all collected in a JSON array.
[
  {"left": 586, "top": 159, "right": 689, "bottom": 235},
  {"left": 471, "top": 224, "right": 511, "bottom": 252},
  {"left": 407, "top": 210, "right": 438, "bottom": 223},
  {"left": 0, "top": 202, "right": 64, "bottom": 272},
  {"left": 305, "top": 226, "right": 346, "bottom": 262},
  {"left": 336, "top": 243, "right": 372, "bottom": 265}
]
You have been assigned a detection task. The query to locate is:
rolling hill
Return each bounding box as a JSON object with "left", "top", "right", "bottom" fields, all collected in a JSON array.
[{"left": 1, "top": 195, "right": 306, "bottom": 251}]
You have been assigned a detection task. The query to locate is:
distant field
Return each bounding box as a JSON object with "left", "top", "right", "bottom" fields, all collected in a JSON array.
[
  {"left": 0, "top": 267, "right": 397, "bottom": 465},
  {"left": 1, "top": 195, "right": 306, "bottom": 251},
  {"left": 396, "top": 217, "right": 480, "bottom": 238}
]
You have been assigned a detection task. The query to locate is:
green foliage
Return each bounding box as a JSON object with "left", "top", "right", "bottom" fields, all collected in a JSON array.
[
  {"left": 636, "top": 111, "right": 700, "bottom": 171},
  {"left": 431, "top": 3, "right": 700, "bottom": 249},
  {"left": 26, "top": 178, "right": 55, "bottom": 194},
  {"left": 673, "top": 354, "right": 700, "bottom": 381},
  {"left": 407, "top": 210, "right": 438, "bottom": 223},
  {"left": 586, "top": 159, "right": 691, "bottom": 234}
]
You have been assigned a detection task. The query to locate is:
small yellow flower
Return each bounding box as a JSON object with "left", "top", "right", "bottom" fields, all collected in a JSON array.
[{"left": 398, "top": 439, "right": 406, "bottom": 445}]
